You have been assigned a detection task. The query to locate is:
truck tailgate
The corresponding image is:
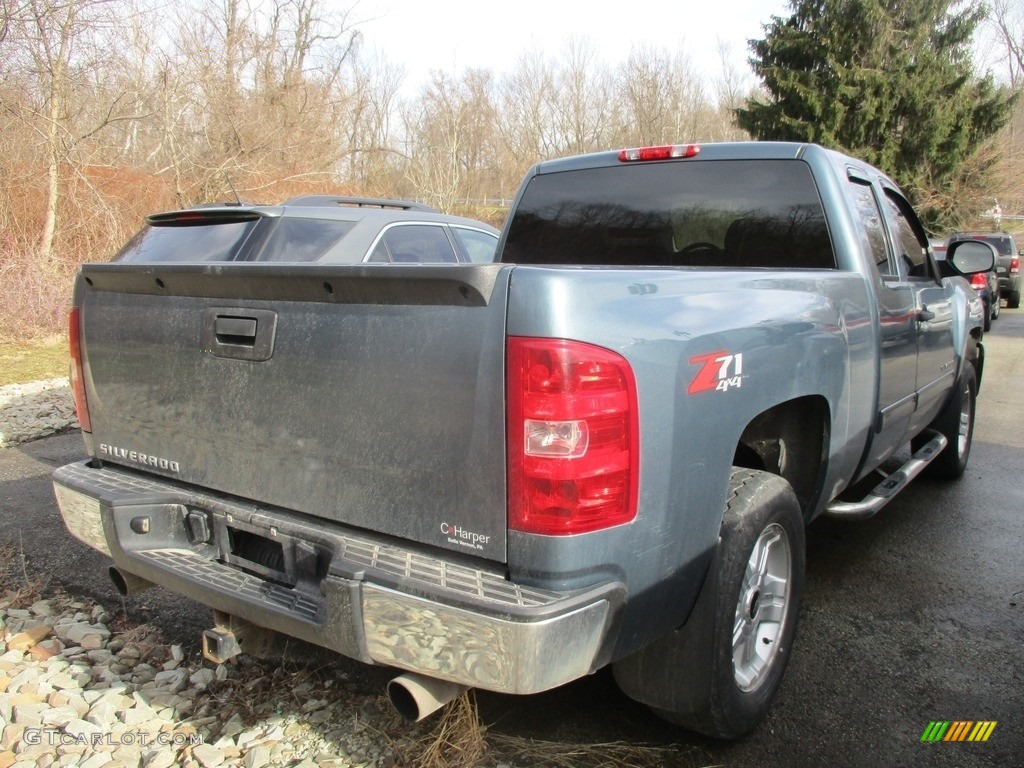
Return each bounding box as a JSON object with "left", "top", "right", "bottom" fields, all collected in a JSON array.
[{"left": 76, "top": 263, "right": 511, "bottom": 562}]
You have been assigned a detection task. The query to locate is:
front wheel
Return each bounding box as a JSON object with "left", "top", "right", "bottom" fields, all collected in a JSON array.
[
  {"left": 916, "top": 364, "right": 976, "bottom": 480},
  {"left": 650, "top": 469, "right": 805, "bottom": 739}
]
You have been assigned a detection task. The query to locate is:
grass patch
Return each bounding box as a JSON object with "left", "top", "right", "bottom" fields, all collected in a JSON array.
[
  {"left": 0, "top": 540, "right": 50, "bottom": 609},
  {"left": 403, "top": 691, "right": 708, "bottom": 768},
  {"left": 0, "top": 337, "right": 69, "bottom": 386},
  {"left": 411, "top": 692, "right": 489, "bottom": 768}
]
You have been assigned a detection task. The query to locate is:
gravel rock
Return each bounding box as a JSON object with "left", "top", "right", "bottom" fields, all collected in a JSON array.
[
  {"left": 0, "top": 378, "right": 78, "bottom": 448},
  {"left": 0, "top": 598, "right": 424, "bottom": 768}
]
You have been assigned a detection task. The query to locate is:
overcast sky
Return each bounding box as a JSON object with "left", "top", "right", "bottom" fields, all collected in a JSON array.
[{"left": 357, "top": 0, "right": 791, "bottom": 91}]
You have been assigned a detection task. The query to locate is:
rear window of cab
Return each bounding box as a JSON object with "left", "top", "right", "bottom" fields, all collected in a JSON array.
[{"left": 502, "top": 159, "right": 835, "bottom": 270}]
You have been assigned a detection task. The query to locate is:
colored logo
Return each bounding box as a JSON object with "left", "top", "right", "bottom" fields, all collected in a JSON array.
[
  {"left": 688, "top": 350, "right": 744, "bottom": 394},
  {"left": 921, "top": 721, "right": 997, "bottom": 742}
]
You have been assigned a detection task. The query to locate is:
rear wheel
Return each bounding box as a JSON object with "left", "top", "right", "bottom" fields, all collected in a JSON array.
[
  {"left": 1008, "top": 289, "right": 1021, "bottom": 309},
  {"left": 651, "top": 469, "right": 805, "bottom": 739}
]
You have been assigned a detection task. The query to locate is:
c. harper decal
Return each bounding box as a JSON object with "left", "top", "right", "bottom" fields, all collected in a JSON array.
[
  {"left": 688, "top": 350, "right": 744, "bottom": 394},
  {"left": 440, "top": 522, "right": 492, "bottom": 551}
]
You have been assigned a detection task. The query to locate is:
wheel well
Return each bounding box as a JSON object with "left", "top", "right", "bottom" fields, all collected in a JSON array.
[
  {"left": 971, "top": 331, "right": 984, "bottom": 391},
  {"left": 731, "top": 396, "right": 829, "bottom": 517}
]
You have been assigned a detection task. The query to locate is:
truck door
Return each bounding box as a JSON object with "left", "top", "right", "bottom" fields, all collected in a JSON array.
[
  {"left": 847, "top": 176, "right": 918, "bottom": 468},
  {"left": 881, "top": 187, "right": 957, "bottom": 434}
]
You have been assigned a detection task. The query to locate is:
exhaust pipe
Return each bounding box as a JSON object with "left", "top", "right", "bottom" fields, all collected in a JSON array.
[
  {"left": 108, "top": 566, "right": 156, "bottom": 597},
  {"left": 387, "top": 673, "right": 468, "bottom": 722}
]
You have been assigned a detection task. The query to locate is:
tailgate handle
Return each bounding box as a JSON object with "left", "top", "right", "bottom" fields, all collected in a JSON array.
[
  {"left": 202, "top": 308, "right": 277, "bottom": 362},
  {"left": 215, "top": 315, "right": 258, "bottom": 345}
]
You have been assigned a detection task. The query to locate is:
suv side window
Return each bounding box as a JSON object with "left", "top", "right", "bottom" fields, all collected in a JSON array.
[
  {"left": 848, "top": 177, "right": 894, "bottom": 277},
  {"left": 369, "top": 224, "right": 459, "bottom": 263},
  {"left": 883, "top": 189, "right": 931, "bottom": 280},
  {"left": 452, "top": 226, "right": 499, "bottom": 263},
  {"left": 253, "top": 218, "right": 355, "bottom": 262}
]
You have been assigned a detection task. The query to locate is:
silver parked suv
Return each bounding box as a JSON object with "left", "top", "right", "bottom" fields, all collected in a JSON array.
[
  {"left": 114, "top": 196, "right": 501, "bottom": 264},
  {"left": 946, "top": 232, "right": 1022, "bottom": 309}
]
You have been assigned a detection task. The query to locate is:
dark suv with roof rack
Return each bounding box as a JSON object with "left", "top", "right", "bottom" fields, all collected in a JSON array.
[
  {"left": 113, "top": 196, "right": 501, "bottom": 265},
  {"left": 946, "top": 232, "right": 1022, "bottom": 309}
]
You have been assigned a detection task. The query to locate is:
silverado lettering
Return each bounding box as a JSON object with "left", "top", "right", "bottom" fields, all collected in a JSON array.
[{"left": 98, "top": 444, "right": 180, "bottom": 473}]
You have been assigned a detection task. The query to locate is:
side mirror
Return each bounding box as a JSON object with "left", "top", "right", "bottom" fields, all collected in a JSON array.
[{"left": 946, "top": 240, "right": 996, "bottom": 275}]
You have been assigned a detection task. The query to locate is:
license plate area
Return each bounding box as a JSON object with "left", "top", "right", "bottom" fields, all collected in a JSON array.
[
  {"left": 189, "top": 508, "right": 331, "bottom": 594},
  {"left": 225, "top": 528, "right": 290, "bottom": 585}
]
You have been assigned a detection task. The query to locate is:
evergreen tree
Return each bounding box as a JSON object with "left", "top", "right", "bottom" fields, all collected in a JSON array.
[{"left": 736, "top": 0, "right": 1017, "bottom": 228}]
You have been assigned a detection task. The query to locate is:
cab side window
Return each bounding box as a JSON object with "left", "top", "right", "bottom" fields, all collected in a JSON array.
[
  {"left": 884, "top": 189, "right": 931, "bottom": 280},
  {"left": 848, "top": 178, "right": 894, "bottom": 278}
]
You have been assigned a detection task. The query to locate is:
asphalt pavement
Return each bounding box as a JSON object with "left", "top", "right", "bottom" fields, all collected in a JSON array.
[{"left": 1, "top": 310, "right": 1021, "bottom": 768}]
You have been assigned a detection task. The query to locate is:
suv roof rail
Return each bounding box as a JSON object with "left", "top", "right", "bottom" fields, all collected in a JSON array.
[
  {"left": 283, "top": 195, "right": 438, "bottom": 212},
  {"left": 948, "top": 231, "right": 1011, "bottom": 238}
]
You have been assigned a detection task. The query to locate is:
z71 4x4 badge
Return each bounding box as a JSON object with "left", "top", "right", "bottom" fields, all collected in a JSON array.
[{"left": 688, "top": 351, "right": 744, "bottom": 394}]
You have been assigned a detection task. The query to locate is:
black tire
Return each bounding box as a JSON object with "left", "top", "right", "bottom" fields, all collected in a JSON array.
[
  {"left": 653, "top": 469, "right": 805, "bottom": 739},
  {"left": 1008, "top": 290, "right": 1021, "bottom": 310},
  {"left": 983, "top": 304, "right": 992, "bottom": 331},
  {"left": 917, "top": 364, "right": 976, "bottom": 480}
]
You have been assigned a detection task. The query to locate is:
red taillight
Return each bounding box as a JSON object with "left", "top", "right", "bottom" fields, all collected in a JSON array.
[
  {"left": 507, "top": 338, "right": 639, "bottom": 535},
  {"left": 619, "top": 144, "right": 700, "bottom": 162},
  {"left": 1011, "top": 255, "right": 1020, "bottom": 274},
  {"left": 970, "top": 273, "right": 988, "bottom": 289},
  {"left": 69, "top": 307, "right": 92, "bottom": 433}
]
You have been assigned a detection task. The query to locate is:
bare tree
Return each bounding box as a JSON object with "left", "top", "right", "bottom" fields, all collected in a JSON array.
[
  {"left": 978, "top": 1, "right": 1024, "bottom": 222},
  {"left": 986, "top": 0, "right": 1024, "bottom": 88},
  {"left": 6, "top": 0, "right": 151, "bottom": 261},
  {"left": 611, "top": 44, "right": 712, "bottom": 147},
  {"left": 161, "top": 0, "right": 361, "bottom": 204},
  {"left": 552, "top": 37, "right": 612, "bottom": 155},
  {"left": 337, "top": 48, "right": 405, "bottom": 195},
  {"left": 710, "top": 39, "right": 758, "bottom": 141},
  {"left": 498, "top": 47, "right": 557, "bottom": 167},
  {"left": 402, "top": 68, "right": 500, "bottom": 211}
]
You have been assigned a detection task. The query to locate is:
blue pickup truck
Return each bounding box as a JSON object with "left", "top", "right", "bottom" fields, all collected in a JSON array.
[{"left": 54, "top": 142, "right": 993, "bottom": 739}]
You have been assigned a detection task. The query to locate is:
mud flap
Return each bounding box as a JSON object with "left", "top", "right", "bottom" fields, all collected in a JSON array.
[{"left": 611, "top": 540, "right": 721, "bottom": 713}]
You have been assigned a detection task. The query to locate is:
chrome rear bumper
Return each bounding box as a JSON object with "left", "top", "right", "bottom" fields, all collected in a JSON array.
[{"left": 53, "top": 460, "right": 621, "bottom": 694}]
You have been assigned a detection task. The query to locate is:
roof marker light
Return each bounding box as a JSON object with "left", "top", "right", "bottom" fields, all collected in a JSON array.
[{"left": 618, "top": 144, "right": 701, "bottom": 162}]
